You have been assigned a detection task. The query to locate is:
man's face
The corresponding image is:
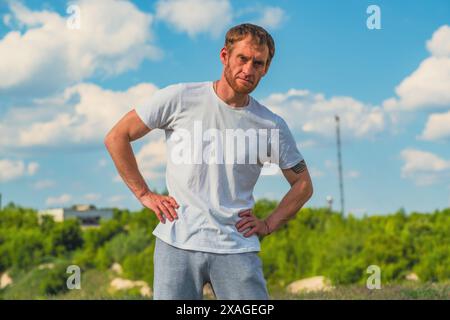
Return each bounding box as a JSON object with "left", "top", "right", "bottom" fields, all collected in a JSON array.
[{"left": 221, "top": 36, "right": 270, "bottom": 94}]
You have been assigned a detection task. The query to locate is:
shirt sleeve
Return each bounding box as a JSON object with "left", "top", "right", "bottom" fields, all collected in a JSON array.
[
  {"left": 276, "top": 116, "right": 304, "bottom": 169},
  {"left": 134, "top": 83, "right": 182, "bottom": 130}
]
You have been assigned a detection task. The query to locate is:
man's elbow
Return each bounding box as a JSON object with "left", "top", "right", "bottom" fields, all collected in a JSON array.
[
  {"left": 104, "top": 130, "right": 122, "bottom": 149},
  {"left": 293, "top": 178, "right": 313, "bottom": 201},
  {"left": 104, "top": 131, "right": 114, "bottom": 149}
]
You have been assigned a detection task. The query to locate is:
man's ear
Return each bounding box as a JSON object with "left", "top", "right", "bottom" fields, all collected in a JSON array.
[{"left": 220, "top": 47, "right": 228, "bottom": 66}]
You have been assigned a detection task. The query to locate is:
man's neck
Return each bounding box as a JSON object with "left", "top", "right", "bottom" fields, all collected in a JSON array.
[{"left": 214, "top": 78, "right": 249, "bottom": 108}]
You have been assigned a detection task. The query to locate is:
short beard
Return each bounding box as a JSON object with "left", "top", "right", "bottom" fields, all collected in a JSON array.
[{"left": 224, "top": 64, "right": 258, "bottom": 95}]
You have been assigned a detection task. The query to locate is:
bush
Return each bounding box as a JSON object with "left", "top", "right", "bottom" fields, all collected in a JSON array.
[
  {"left": 83, "top": 219, "right": 124, "bottom": 249},
  {"left": 39, "top": 263, "right": 70, "bottom": 296},
  {"left": 122, "top": 245, "right": 154, "bottom": 285},
  {"left": 47, "top": 219, "right": 83, "bottom": 256},
  {"left": 6, "top": 229, "right": 46, "bottom": 270},
  {"left": 102, "top": 228, "right": 153, "bottom": 264}
]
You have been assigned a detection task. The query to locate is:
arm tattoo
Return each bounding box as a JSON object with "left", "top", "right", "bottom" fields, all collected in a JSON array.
[{"left": 290, "top": 160, "right": 306, "bottom": 174}]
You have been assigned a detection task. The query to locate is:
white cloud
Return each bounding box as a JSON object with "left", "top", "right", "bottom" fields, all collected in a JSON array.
[
  {"left": 98, "top": 159, "right": 108, "bottom": 167},
  {"left": 252, "top": 6, "right": 285, "bottom": 30},
  {"left": 263, "top": 89, "right": 384, "bottom": 139},
  {"left": 27, "top": 162, "right": 39, "bottom": 175},
  {"left": 156, "top": 0, "right": 232, "bottom": 38},
  {"left": 113, "top": 136, "right": 167, "bottom": 184},
  {"left": 33, "top": 179, "right": 55, "bottom": 190},
  {"left": 309, "top": 167, "right": 324, "bottom": 178},
  {"left": 324, "top": 160, "right": 335, "bottom": 169},
  {"left": 3, "top": 13, "right": 12, "bottom": 27},
  {"left": 136, "top": 138, "right": 167, "bottom": 180},
  {"left": 346, "top": 170, "right": 360, "bottom": 179},
  {"left": 427, "top": 24, "right": 450, "bottom": 57},
  {"left": 46, "top": 193, "right": 72, "bottom": 206},
  {"left": 0, "top": 0, "right": 160, "bottom": 96},
  {"left": 108, "top": 195, "right": 126, "bottom": 203},
  {"left": 0, "top": 159, "right": 39, "bottom": 182},
  {"left": 235, "top": 5, "right": 286, "bottom": 30},
  {"left": 0, "top": 82, "right": 159, "bottom": 148},
  {"left": 383, "top": 25, "right": 450, "bottom": 111},
  {"left": 420, "top": 110, "right": 450, "bottom": 141},
  {"left": 400, "top": 148, "right": 450, "bottom": 186},
  {"left": 297, "top": 140, "right": 316, "bottom": 149},
  {"left": 382, "top": 25, "right": 450, "bottom": 141},
  {"left": 84, "top": 193, "right": 101, "bottom": 201}
]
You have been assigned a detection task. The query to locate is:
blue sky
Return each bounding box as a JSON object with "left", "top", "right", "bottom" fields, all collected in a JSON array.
[{"left": 0, "top": 0, "right": 449, "bottom": 215}]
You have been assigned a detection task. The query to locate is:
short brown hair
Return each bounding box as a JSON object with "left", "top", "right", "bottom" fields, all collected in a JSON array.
[{"left": 224, "top": 23, "right": 275, "bottom": 66}]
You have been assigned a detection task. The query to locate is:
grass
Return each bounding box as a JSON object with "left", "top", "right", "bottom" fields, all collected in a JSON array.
[
  {"left": 0, "top": 268, "right": 148, "bottom": 300},
  {"left": 268, "top": 282, "right": 450, "bottom": 300},
  {"left": 1, "top": 266, "right": 449, "bottom": 300}
]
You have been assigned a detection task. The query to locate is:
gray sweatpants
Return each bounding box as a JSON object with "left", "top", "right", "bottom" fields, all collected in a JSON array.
[{"left": 153, "top": 237, "right": 269, "bottom": 300}]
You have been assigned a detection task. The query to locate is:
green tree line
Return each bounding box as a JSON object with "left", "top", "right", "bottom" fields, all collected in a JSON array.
[{"left": 0, "top": 201, "right": 448, "bottom": 296}]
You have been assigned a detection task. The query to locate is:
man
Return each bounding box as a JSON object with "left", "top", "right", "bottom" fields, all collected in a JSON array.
[{"left": 104, "top": 23, "right": 313, "bottom": 300}]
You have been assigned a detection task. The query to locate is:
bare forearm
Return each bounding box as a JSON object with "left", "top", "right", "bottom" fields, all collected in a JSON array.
[
  {"left": 265, "top": 180, "right": 313, "bottom": 233},
  {"left": 104, "top": 134, "right": 150, "bottom": 200}
]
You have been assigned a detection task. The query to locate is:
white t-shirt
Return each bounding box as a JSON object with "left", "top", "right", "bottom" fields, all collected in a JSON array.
[{"left": 135, "top": 81, "right": 303, "bottom": 253}]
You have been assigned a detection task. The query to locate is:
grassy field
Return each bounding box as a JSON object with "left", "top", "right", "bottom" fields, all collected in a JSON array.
[{"left": 269, "top": 282, "right": 450, "bottom": 300}]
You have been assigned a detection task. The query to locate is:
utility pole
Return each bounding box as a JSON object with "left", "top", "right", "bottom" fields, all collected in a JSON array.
[{"left": 335, "top": 115, "right": 345, "bottom": 215}]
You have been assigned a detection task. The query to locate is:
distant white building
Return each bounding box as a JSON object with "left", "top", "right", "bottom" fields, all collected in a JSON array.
[{"left": 38, "top": 204, "right": 113, "bottom": 226}]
